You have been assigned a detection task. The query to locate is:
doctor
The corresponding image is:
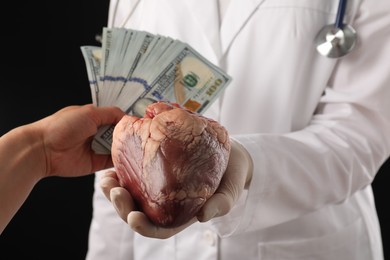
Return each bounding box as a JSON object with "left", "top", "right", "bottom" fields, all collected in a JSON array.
[{"left": 87, "top": 0, "right": 390, "bottom": 259}]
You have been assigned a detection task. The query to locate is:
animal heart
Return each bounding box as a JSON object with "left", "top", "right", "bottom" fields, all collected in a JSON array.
[{"left": 111, "top": 101, "right": 231, "bottom": 227}]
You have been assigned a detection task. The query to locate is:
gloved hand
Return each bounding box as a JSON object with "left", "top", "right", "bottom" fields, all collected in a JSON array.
[
  {"left": 100, "top": 170, "right": 198, "bottom": 239},
  {"left": 100, "top": 138, "right": 253, "bottom": 239},
  {"left": 196, "top": 138, "right": 253, "bottom": 222}
]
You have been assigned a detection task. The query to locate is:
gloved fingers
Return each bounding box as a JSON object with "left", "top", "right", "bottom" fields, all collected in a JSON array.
[
  {"left": 197, "top": 172, "right": 241, "bottom": 222},
  {"left": 198, "top": 165, "right": 246, "bottom": 222},
  {"left": 99, "top": 170, "right": 139, "bottom": 224},
  {"left": 128, "top": 212, "right": 197, "bottom": 239},
  {"left": 110, "top": 187, "right": 135, "bottom": 222},
  {"left": 197, "top": 192, "right": 232, "bottom": 222},
  {"left": 99, "top": 170, "right": 120, "bottom": 201},
  {"left": 197, "top": 138, "right": 253, "bottom": 223}
]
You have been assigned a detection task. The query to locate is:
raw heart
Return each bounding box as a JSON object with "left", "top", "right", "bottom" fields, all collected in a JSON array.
[{"left": 111, "top": 101, "right": 231, "bottom": 227}]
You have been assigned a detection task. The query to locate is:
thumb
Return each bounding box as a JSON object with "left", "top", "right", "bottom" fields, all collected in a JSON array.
[
  {"left": 197, "top": 171, "right": 244, "bottom": 222},
  {"left": 197, "top": 138, "right": 253, "bottom": 223},
  {"left": 197, "top": 191, "right": 235, "bottom": 222}
]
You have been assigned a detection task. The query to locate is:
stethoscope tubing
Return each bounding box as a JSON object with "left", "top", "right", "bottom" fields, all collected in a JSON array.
[{"left": 335, "top": 0, "right": 347, "bottom": 29}]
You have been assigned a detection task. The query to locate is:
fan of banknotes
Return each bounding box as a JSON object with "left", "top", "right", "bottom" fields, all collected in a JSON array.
[{"left": 81, "top": 27, "right": 232, "bottom": 154}]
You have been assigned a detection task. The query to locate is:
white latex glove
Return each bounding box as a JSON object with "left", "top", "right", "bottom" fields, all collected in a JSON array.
[
  {"left": 197, "top": 138, "right": 253, "bottom": 222},
  {"left": 100, "top": 170, "right": 197, "bottom": 239},
  {"left": 100, "top": 138, "right": 253, "bottom": 239}
]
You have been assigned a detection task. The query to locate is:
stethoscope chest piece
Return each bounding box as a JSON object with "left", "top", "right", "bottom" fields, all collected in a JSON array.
[
  {"left": 315, "top": 0, "right": 357, "bottom": 58},
  {"left": 315, "top": 24, "right": 357, "bottom": 58}
]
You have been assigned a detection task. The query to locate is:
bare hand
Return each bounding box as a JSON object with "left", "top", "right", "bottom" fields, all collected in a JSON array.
[{"left": 34, "top": 104, "right": 125, "bottom": 178}]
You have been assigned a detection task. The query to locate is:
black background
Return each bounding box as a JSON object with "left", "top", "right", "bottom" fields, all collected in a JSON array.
[
  {"left": 0, "top": 1, "right": 108, "bottom": 259},
  {"left": 0, "top": 1, "right": 389, "bottom": 259}
]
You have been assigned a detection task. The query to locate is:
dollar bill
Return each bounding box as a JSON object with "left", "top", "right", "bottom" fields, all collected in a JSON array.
[
  {"left": 80, "top": 46, "right": 102, "bottom": 106},
  {"left": 81, "top": 27, "right": 232, "bottom": 154}
]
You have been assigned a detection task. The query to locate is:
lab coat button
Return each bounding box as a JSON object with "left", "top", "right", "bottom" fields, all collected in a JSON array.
[{"left": 203, "top": 230, "right": 217, "bottom": 246}]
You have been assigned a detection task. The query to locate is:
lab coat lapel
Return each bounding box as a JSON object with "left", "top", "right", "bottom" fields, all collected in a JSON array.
[
  {"left": 184, "top": 0, "right": 221, "bottom": 60},
  {"left": 220, "top": 0, "right": 266, "bottom": 54}
]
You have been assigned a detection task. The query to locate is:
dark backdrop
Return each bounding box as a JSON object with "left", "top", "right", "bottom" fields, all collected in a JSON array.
[
  {"left": 0, "top": 1, "right": 389, "bottom": 259},
  {"left": 0, "top": 1, "right": 109, "bottom": 259}
]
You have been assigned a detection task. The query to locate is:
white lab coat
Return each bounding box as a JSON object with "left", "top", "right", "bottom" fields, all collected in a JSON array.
[{"left": 86, "top": 0, "right": 390, "bottom": 259}]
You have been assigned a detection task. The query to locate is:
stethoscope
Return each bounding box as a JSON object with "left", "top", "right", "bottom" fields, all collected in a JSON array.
[
  {"left": 111, "top": 0, "right": 357, "bottom": 59},
  {"left": 315, "top": 0, "right": 357, "bottom": 58}
]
